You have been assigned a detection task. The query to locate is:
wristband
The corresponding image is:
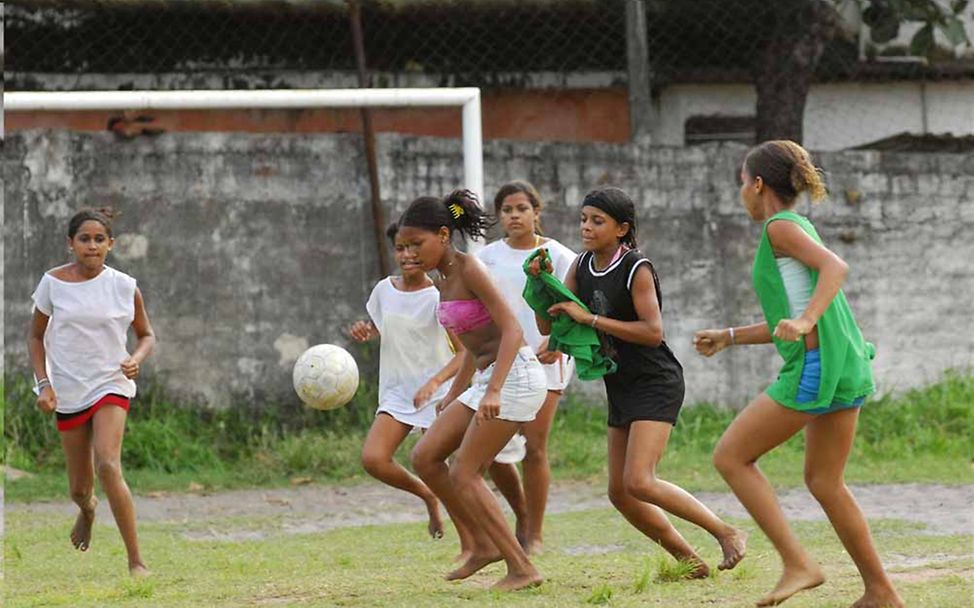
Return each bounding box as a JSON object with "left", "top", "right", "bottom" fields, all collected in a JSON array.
[
  {"left": 36, "top": 378, "right": 51, "bottom": 391},
  {"left": 728, "top": 327, "right": 736, "bottom": 345},
  {"left": 590, "top": 314, "right": 599, "bottom": 328}
]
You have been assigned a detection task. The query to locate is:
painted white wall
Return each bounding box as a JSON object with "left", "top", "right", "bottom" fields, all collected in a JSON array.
[{"left": 654, "top": 80, "right": 974, "bottom": 149}]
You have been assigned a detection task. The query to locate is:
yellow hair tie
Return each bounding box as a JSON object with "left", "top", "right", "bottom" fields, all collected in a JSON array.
[{"left": 448, "top": 203, "right": 464, "bottom": 219}]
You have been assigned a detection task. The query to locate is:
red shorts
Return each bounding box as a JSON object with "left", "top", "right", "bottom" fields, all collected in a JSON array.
[{"left": 56, "top": 393, "right": 131, "bottom": 432}]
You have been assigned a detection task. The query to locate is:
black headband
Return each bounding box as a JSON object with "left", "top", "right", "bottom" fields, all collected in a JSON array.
[{"left": 582, "top": 191, "right": 629, "bottom": 226}]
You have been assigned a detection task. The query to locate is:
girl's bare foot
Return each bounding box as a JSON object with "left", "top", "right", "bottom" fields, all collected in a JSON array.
[
  {"left": 129, "top": 562, "right": 151, "bottom": 578},
  {"left": 445, "top": 552, "right": 502, "bottom": 581},
  {"left": 687, "top": 559, "right": 710, "bottom": 580},
  {"left": 756, "top": 565, "right": 826, "bottom": 606},
  {"left": 426, "top": 500, "right": 444, "bottom": 539},
  {"left": 70, "top": 496, "right": 97, "bottom": 551},
  {"left": 491, "top": 570, "right": 544, "bottom": 591},
  {"left": 717, "top": 527, "right": 748, "bottom": 570},
  {"left": 850, "top": 588, "right": 905, "bottom": 608},
  {"left": 453, "top": 549, "right": 473, "bottom": 563}
]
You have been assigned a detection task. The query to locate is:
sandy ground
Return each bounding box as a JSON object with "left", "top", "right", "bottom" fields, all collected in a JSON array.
[{"left": 8, "top": 481, "right": 973, "bottom": 544}]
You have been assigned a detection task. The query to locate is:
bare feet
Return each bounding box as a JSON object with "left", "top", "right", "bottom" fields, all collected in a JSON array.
[
  {"left": 445, "top": 552, "right": 502, "bottom": 581},
  {"left": 70, "top": 496, "right": 97, "bottom": 551},
  {"left": 687, "top": 558, "right": 710, "bottom": 580},
  {"left": 717, "top": 527, "right": 748, "bottom": 571},
  {"left": 850, "top": 589, "right": 905, "bottom": 608},
  {"left": 491, "top": 570, "right": 544, "bottom": 591},
  {"left": 129, "top": 562, "right": 151, "bottom": 578},
  {"left": 425, "top": 500, "right": 444, "bottom": 539},
  {"left": 756, "top": 565, "right": 826, "bottom": 606},
  {"left": 453, "top": 549, "right": 473, "bottom": 564}
]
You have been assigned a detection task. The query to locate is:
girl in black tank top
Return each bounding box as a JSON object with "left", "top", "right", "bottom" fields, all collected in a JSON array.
[{"left": 532, "top": 187, "right": 747, "bottom": 578}]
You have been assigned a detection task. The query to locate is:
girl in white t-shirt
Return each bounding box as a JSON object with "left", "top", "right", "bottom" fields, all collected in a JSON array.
[
  {"left": 477, "top": 180, "right": 577, "bottom": 555},
  {"left": 351, "top": 224, "right": 529, "bottom": 552},
  {"left": 28, "top": 208, "right": 156, "bottom": 577}
]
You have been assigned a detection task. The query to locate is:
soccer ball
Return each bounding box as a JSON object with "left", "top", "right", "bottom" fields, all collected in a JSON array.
[{"left": 292, "top": 344, "right": 359, "bottom": 410}]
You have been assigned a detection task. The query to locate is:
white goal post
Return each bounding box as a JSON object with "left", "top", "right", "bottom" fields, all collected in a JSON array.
[{"left": 5, "top": 87, "right": 485, "bottom": 206}]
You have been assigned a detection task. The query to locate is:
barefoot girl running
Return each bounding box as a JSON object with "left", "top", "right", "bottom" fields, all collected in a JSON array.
[
  {"left": 28, "top": 208, "right": 155, "bottom": 577},
  {"left": 406, "top": 190, "right": 547, "bottom": 591},
  {"left": 349, "top": 223, "right": 460, "bottom": 540},
  {"left": 695, "top": 140, "right": 904, "bottom": 608},
  {"left": 530, "top": 187, "right": 747, "bottom": 578},
  {"left": 478, "top": 180, "right": 577, "bottom": 554}
]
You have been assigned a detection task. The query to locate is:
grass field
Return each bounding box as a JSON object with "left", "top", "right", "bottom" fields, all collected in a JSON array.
[
  {"left": 4, "top": 372, "right": 973, "bottom": 606},
  {"left": 5, "top": 505, "right": 972, "bottom": 607}
]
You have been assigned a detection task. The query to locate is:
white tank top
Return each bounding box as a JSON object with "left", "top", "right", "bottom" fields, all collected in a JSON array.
[
  {"left": 31, "top": 266, "right": 138, "bottom": 413},
  {"left": 776, "top": 257, "right": 813, "bottom": 319}
]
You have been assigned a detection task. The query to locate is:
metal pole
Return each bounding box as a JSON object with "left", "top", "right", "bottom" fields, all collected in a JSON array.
[
  {"left": 348, "top": 0, "right": 389, "bottom": 277},
  {"left": 461, "top": 91, "right": 485, "bottom": 252},
  {"left": 625, "top": 0, "right": 653, "bottom": 143}
]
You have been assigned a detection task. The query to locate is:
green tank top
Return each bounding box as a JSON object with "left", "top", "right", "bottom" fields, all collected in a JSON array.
[{"left": 753, "top": 210, "right": 876, "bottom": 410}]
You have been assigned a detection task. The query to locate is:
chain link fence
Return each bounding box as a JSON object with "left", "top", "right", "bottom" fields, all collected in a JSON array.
[{"left": 5, "top": 0, "right": 973, "bottom": 149}]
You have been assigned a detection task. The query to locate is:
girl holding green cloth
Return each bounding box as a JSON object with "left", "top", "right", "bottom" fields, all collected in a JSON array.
[
  {"left": 530, "top": 187, "right": 747, "bottom": 579},
  {"left": 694, "top": 140, "right": 903, "bottom": 608}
]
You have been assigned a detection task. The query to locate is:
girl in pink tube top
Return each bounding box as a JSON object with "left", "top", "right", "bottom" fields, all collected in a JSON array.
[{"left": 403, "top": 190, "right": 547, "bottom": 592}]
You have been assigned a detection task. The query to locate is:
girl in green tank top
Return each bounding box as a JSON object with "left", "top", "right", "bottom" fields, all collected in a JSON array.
[{"left": 693, "top": 141, "right": 903, "bottom": 608}]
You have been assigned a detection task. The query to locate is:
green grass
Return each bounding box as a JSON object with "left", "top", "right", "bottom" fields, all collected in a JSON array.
[
  {"left": 5, "top": 371, "right": 974, "bottom": 502},
  {"left": 4, "top": 507, "right": 972, "bottom": 607}
]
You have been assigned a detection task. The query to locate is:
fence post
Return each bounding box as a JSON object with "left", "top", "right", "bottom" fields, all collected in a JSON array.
[{"left": 625, "top": 0, "right": 653, "bottom": 143}]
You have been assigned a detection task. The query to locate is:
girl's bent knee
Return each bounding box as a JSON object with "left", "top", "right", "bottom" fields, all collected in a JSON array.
[{"left": 95, "top": 459, "right": 122, "bottom": 481}]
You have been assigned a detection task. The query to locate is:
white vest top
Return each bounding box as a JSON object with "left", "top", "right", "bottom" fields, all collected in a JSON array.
[
  {"left": 32, "top": 266, "right": 138, "bottom": 413},
  {"left": 477, "top": 237, "right": 577, "bottom": 350}
]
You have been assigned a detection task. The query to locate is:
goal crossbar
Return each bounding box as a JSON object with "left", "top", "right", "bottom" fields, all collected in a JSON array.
[{"left": 5, "top": 87, "right": 485, "bottom": 203}]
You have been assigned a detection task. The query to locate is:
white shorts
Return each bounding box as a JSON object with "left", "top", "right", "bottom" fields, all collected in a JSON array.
[
  {"left": 376, "top": 395, "right": 437, "bottom": 430},
  {"left": 494, "top": 433, "right": 527, "bottom": 464},
  {"left": 543, "top": 355, "right": 575, "bottom": 392},
  {"left": 458, "top": 346, "right": 547, "bottom": 423}
]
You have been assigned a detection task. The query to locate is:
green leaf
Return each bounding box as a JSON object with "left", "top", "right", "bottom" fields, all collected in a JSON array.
[
  {"left": 910, "top": 23, "right": 935, "bottom": 55},
  {"left": 939, "top": 16, "right": 970, "bottom": 46},
  {"left": 950, "top": 0, "right": 970, "bottom": 15},
  {"left": 863, "top": 4, "right": 902, "bottom": 43}
]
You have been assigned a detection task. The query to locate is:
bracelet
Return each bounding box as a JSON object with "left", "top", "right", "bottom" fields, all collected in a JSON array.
[
  {"left": 36, "top": 378, "right": 51, "bottom": 391},
  {"left": 590, "top": 314, "right": 599, "bottom": 328},
  {"left": 728, "top": 327, "right": 736, "bottom": 345}
]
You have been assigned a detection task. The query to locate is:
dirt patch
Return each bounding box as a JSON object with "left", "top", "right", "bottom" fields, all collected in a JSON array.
[
  {"left": 889, "top": 566, "right": 973, "bottom": 583},
  {"left": 9, "top": 482, "right": 974, "bottom": 541}
]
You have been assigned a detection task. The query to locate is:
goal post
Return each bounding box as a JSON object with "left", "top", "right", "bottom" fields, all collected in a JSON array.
[{"left": 5, "top": 87, "right": 485, "bottom": 208}]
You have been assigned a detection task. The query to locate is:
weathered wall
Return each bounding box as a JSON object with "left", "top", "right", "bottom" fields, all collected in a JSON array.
[{"left": 4, "top": 131, "right": 973, "bottom": 409}]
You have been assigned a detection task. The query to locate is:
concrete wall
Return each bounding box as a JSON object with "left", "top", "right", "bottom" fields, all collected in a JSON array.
[{"left": 4, "top": 131, "right": 973, "bottom": 409}]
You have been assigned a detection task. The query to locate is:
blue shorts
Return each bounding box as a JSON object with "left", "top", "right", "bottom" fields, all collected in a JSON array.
[{"left": 796, "top": 349, "right": 865, "bottom": 415}]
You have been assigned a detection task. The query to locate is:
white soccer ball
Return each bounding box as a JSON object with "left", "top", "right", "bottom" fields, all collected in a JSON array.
[{"left": 292, "top": 344, "right": 360, "bottom": 410}]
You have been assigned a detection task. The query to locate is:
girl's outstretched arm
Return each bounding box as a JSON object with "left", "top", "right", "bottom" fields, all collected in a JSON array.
[
  {"left": 767, "top": 220, "right": 848, "bottom": 342},
  {"left": 694, "top": 323, "right": 772, "bottom": 357},
  {"left": 122, "top": 288, "right": 156, "bottom": 379}
]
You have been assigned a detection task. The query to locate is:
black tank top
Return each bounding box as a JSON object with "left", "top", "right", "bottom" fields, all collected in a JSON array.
[{"left": 574, "top": 249, "right": 683, "bottom": 384}]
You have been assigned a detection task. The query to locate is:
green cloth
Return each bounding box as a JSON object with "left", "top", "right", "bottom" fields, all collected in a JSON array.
[
  {"left": 521, "top": 249, "right": 617, "bottom": 381},
  {"left": 753, "top": 210, "right": 876, "bottom": 410}
]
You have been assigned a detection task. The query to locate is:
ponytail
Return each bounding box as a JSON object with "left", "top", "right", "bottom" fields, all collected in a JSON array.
[
  {"left": 744, "top": 140, "right": 827, "bottom": 204},
  {"left": 400, "top": 189, "right": 492, "bottom": 241}
]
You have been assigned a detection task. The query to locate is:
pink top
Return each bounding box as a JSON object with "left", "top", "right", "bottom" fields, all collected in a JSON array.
[{"left": 437, "top": 299, "right": 492, "bottom": 335}]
